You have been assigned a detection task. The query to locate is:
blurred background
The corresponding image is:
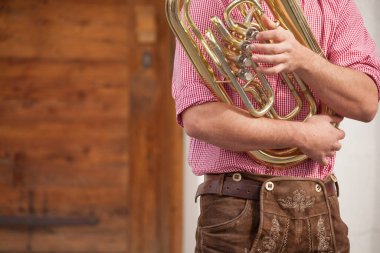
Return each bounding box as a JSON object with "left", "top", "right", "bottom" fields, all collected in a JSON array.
[
  {"left": 0, "top": 0, "right": 182, "bottom": 252},
  {"left": 0, "top": 0, "right": 378, "bottom": 253}
]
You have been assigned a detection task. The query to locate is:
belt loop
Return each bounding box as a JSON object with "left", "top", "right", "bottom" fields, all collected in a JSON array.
[
  {"left": 334, "top": 180, "right": 340, "bottom": 197},
  {"left": 330, "top": 174, "right": 339, "bottom": 197},
  {"left": 218, "top": 174, "right": 225, "bottom": 196},
  {"left": 195, "top": 175, "right": 206, "bottom": 203},
  {"left": 195, "top": 182, "right": 202, "bottom": 203}
]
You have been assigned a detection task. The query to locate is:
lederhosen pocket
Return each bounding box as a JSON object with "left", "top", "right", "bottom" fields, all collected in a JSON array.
[
  {"left": 251, "top": 177, "right": 336, "bottom": 253},
  {"left": 196, "top": 194, "right": 260, "bottom": 253}
]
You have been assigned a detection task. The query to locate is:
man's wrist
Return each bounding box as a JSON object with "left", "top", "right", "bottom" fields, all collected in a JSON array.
[
  {"left": 295, "top": 47, "right": 322, "bottom": 75},
  {"left": 288, "top": 121, "right": 307, "bottom": 150}
]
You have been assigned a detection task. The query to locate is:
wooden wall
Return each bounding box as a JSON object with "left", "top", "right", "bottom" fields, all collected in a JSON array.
[{"left": 0, "top": 0, "right": 182, "bottom": 252}]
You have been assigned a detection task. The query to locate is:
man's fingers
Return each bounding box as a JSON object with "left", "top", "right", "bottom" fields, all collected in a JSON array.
[
  {"left": 338, "top": 129, "right": 345, "bottom": 139},
  {"left": 256, "top": 64, "right": 286, "bottom": 75},
  {"left": 256, "top": 30, "right": 286, "bottom": 42},
  {"left": 320, "top": 157, "right": 329, "bottom": 166},
  {"left": 329, "top": 115, "right": 344, "bottom": 124},
  {"left": 251, "top": 42, "right": 289, "bottom": 54},
  {"left": 316, "top": 114, "right": 344, "bottom": 124},
  {"left": 261, "top": 14, "right": 278, "bottom": 30},
  {"left": 327, "top": 151, "right": 336, "bottom": 157},
  {"left": 333, "top": 142, "right": 342, "bottom": 151},
  {"left": 251, "top": 54, "right": 287, "bottom": 65}
]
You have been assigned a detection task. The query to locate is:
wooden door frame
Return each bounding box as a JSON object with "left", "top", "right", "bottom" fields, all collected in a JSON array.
[{"left": 128, "top": 1, "right": 183, "bottom": 252}]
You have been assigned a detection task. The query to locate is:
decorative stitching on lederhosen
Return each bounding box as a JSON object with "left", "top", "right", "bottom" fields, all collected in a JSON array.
[
  {"left": 277, "top": 189, "right": 316, "bottom": 212},
  {"left": 279, "top": 218, "right": 290, "bottom": 253},
  {"left": 317, "top": 216, "right": 332, "bottom": 253},
  {"left": 257, "top": 215, "right": 280, "bottom": 253},
  {"left": 307, "top": 218, "right": 312, "bottom": 252}
]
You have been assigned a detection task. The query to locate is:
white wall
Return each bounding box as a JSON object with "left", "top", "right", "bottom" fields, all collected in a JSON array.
[
  {"left": 182, "top": 136, "right": 201, "bottom": 253},
  {"left": 335, "top": 1, "right": 380, "bottom": 252},
  {"left": 335, "top": 117, "right": 380, "bottom": 252},
  {"left": 182, "top": 1, "right": 380, "bottom": 252}
]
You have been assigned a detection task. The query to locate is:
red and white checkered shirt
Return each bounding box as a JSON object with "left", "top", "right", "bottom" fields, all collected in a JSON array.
[{"left": 172, "top": 0, "right": 380, "bottom": 179}]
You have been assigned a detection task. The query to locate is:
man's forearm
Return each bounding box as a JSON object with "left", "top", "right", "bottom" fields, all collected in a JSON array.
[
  {"left": 183, "top": 102, "right": 302, "bottom": 152},
  {"left": 295, "top": 50, "right": 379, "bottom": 122},
  {"left": 182, "top": 101, "right": 344, "bottom": 166}
]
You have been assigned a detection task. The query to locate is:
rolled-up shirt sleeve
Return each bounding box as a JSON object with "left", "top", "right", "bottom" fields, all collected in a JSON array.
[
  {"left": 327, "top": 0, "right": 380, "bottom": 100},
  {"left": 171, "top": 1, "right": 226, "bottom": 127}
]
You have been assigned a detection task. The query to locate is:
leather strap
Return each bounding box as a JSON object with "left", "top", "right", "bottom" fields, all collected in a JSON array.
[{"left": 196, "top": 173, "right": 338, "bottom": 202}]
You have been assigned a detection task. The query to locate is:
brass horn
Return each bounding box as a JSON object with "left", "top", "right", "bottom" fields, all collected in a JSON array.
[{"left": 166, "top": 0, "right": 334, "bottom": 167}]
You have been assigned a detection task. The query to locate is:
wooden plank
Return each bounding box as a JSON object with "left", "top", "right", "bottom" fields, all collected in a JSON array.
[
  {"left": 0, "top": 133, "right": 128, "bottom": 187},
  {"left": 35, "top": 187, "right": 127, "bottom": 214},
  {"left": 0, "top": 144, "right": 128, "bottom": 175},
  {"left": 0, "top": 100, "right": 128, "bottom": 123},
  {"left": 0, "top": 216, "right": 127, "bottom": 252},
  {"left": 0, "top": 61, "right": 128, "bottom": 120},
  {"left": 0, "top": 186, "right": 127, "bottom": 215},
  {"left": 0, "top": 0, "right": 129, "bottom": 60},
  {"left": 0, "top": 60, "right": 128, "bottom": 85},
  {"left": 0, "top": 230, "right": 29, "bottom": 252},
  {"left": 0, "top": 165, "right": 127, "bottom": 188},
  {"left": 31, "top": 230, "right": 128, "bottom": 252},
  {"left": 0, "top": 121, "right": 127, "bottom": 141},
  {"left": 0, "top": 185, "right": 28, "bottom": 215},
  {"left": 0, "top": 142, "right": 127, "bottom": 165}
]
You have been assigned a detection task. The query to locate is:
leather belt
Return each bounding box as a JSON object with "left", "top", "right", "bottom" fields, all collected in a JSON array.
[{"left": 196, "top": 173, "right": 338, "bottom": 202}]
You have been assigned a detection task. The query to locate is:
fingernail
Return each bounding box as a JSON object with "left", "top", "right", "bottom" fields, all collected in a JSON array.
[{"left": 255, "top": 33, "right": 261, "bottom": 40}]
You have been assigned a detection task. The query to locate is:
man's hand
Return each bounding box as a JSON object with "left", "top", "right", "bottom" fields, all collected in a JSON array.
[
  {"left": 250, "top": 15, "right": 315, "bottom": 75},
  {"left": 297, "top": 115, "right": 345, "bottom": 165},
  {"left": 249, "top": 15, "right": 378, "bottom": 122}
]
